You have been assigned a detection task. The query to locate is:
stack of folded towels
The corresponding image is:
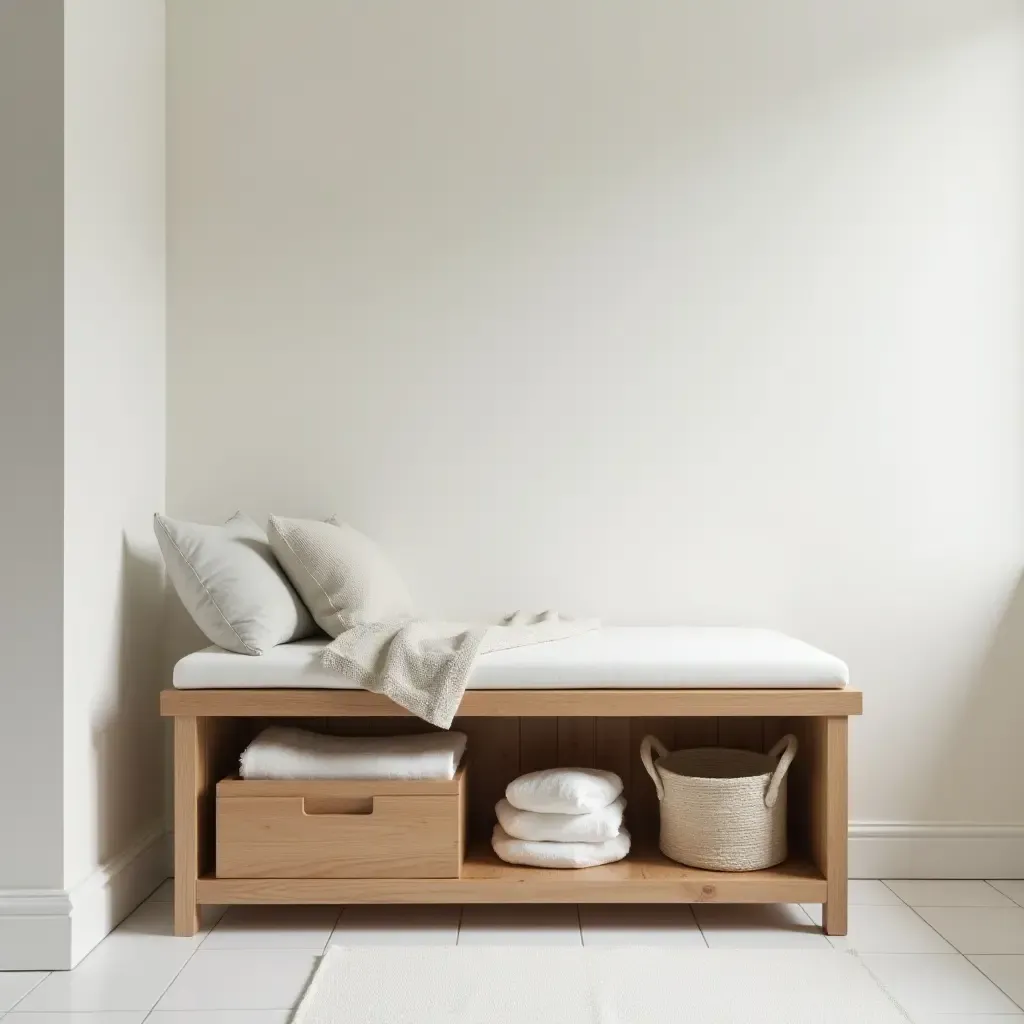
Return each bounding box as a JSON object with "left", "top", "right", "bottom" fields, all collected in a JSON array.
[
  {"left": 492, "top": 768, "right": 630, "bottom": 868},
  {"left": 240, "top": 725, "right": 467, "bottom": 780}
]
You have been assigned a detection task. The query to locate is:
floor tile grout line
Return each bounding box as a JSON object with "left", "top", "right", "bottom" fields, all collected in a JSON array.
[
  {"left": 987, "top": 879, "right": 1024, "bottom": 909},
  {"left": 879, "top": 880, "right": 911, "bottom": 906},
  {"left": 795, "top": 903, "right": 818, "bottom": 928},
  {"left": 964, "top": 952, "right": 1024, "bottom": 1014},
  {"left": 5, "top": 970, "right": 52, "bottom": 1014},
  {"left": 321, "top": 904, "right": 346, "bottom": 950},
  {"left": 901, "top": 898, "right": 1004, "bottom": 964},
  {"left": 138, "top": 940, "right": 204, "bottom": 1022},
  {"left": 136, "top": 909, "right": 223, "bottom": 1023},
  {"left": 850, "top": 947, "right": 975, "bottom": 961},
  {"left": 195, "top": 901, "right": 235, "bottom": 949},
  {"left": 18, "top": 895, "right": 1024, "bottom": 1014},
  {"left": 793, "top": 900, "right": 834, "bottom": 945},
  {"left": 983, "top": 878, "right": 1016, "bottom": 906},
  {"left": 7, "top": 897, "right": 195, "bottom": 1015},
  {"left": 326, "top": 903, "right": 348, "bottom": 947},
  {"left": 882, "top": 877, "right": 1024, "bottom": 910},
  {"left": 139, "top": 947, "right": 324, "bottom": 1020},
  {"left": 141, "top": 876, "right": 173, "bottom": 905},
  {"left": 691, "top": 903, "right": 710, "bottom": 948},
  {"left": 314, "top": 908, "right": 339, "bottom": 956}
]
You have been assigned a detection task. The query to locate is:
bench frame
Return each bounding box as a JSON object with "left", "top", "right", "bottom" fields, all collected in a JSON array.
[{"left": 161, "top": 686, "right": 861, "bottom": 937}]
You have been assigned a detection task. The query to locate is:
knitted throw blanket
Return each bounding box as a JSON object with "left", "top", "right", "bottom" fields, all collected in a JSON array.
[{"left": 320, "top": 611, "right": 598, "bottom": 729}]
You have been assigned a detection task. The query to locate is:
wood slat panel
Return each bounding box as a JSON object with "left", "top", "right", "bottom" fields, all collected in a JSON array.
[
  {"left": 673, "top": 716, "right": 719, "bottom": 749},
  {"left": 628, "top": 717, "right": 674, "bottom": 844},
  {"left": 519, "top": 717, "right": 558, "bottom": 775},
  {"left": 783, "top": 716, "right": 812, "bottom": 859},
  {"left": 322, "top": 717, "right": 441, "bottom": 736},
  {"left": 762, "top": 717, "right": 789, "bottom": 756},
  {"left": 717, "top": 718, "right": 764, "bottom": 752},
  {"left": 594, "top": 717, "right": 632, "bottom": 796},
  {"left": 557, "top": 716, "right": 595, "bottom": 768},
  {"left": 457, "top": 717, "right": 520, "bottom": 836}
]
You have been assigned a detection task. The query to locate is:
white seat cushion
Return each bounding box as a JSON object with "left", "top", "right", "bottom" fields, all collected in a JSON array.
[{"left": 172, "top": 627, "right": 849, "bottom": 690}]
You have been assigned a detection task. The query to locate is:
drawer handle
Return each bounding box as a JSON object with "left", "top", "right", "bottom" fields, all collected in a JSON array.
[{"left": 301, "top": 796, "right": 374, "bottom": 816}]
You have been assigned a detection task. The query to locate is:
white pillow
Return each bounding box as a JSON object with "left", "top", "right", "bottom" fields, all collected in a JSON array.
[
  {"left": 154, "top": 512, "right": 317, "bottom": 655},
  {"left": 491, "top": 825, "right": 631, "bottom": 868},
  {"left": 495, "top": 797, "right": 625, "bottom": 843},
  {"left": 267, "top": 515, "right": 413, "bottom": 637},
  {"left": 505, "top": 768, "right": 624, "bottom": 815}
]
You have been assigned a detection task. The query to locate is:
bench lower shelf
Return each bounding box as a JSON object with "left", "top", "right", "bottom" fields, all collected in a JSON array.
[
  {"left": 196, "top": 847, "right": 827, "bottom": 905},
  {"left": 166, "top": 694, "right": 857, "bottom": 935}
]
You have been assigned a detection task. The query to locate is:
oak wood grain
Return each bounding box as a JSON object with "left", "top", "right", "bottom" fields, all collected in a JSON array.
[{"left": 162, "top": 688, "right": 863, "bottom": 718}]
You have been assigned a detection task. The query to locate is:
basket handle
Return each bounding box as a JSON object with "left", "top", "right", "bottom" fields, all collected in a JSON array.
[
  {"left": 640, "top": 735, "right": 670, "bottom": 801},
  {"left": 764, "top": 734, "right": 798, "bottom": 809}
]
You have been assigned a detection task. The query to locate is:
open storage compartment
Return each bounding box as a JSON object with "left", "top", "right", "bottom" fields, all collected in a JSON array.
[{"left": 163, "top": 687, "right": 859, "bottom": 935}]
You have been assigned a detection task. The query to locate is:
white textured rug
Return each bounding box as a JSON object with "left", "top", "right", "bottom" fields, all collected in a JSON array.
[{"left": 292, "top": 946, "right": 912, "bottom": 1023}]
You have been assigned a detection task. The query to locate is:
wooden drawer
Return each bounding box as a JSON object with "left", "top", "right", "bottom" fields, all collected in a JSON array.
[{"left": 216, "top": 765, "right": 466, "bottom": 879}]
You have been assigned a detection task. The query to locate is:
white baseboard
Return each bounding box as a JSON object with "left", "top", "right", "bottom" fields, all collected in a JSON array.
[
  {"left": 0, "top": 823, "right": 171, "bottom": 971},
  {"left": 0, "top": 889, "right": 72, "bottom": 972},
  {"left": 850, "top": 822, "right": 1024, "bottom": 879},
  {"left": 68, "top": 822, "right": 172, "bottom": 966}
]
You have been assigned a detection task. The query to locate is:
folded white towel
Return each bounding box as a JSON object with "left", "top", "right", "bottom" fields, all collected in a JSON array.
[
  {"left": 495, "top": 797, "right": 626, "bottom": 843},
  {"left": 505, "top": 768, "right": 623, "bottom": 814},
  {"left": 491, "top": 825, "right": 631, "bottom": 868},
  {"left": 239, "top": 726, "right": 467, "bottom": 780}
]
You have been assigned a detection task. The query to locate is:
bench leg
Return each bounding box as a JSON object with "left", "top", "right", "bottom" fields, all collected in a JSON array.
[
  {"left": 174, "top": 715, "right": 202, "bottom": 936},
  {"left": 821, "top": 716, "right": 849, "bottom": 936}
]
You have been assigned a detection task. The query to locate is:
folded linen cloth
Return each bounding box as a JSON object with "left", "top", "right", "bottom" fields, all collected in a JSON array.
[
  {"left": 491, "top": 824, "right": 631, "bottom": 868},
  {"left": 239, "top": 725, "right": 467, "bottom": 780},
  {"left": 495, "top": 797, "right": 626, "bottom": 843},
  {"left": 321, "top": 611, "right": 598, "bottom": 729},
  {"left": 505, "top": 768, "right": 624, "bottom": 814}
]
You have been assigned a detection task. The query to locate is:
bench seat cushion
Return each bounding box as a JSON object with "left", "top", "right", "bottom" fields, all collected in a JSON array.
[{"left": 172, "top": 627, "right": 849, "bottom": 690}]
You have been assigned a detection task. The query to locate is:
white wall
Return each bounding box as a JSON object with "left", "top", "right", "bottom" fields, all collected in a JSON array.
[
  {"left": 0, "top": 0, "right": 167, "bottom": 971},
  {"left": 63, "top": 0, "right": 168, "bottom": 943},
  {"left": 168, "top": 2, "right": 1024, "bottom": 857},
  {"left": 0, "top": 0, "right": 66, "bottom": 898}
]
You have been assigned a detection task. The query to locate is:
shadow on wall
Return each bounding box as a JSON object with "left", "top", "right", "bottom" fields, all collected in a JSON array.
[
  {"left": 157, "top": 557, "right": 209, "bottom": 827},
  {"left": 924, "top": 569, "right": 1024, "bottom": 827},
  {"left": 90, "top": 537, "right": 170, "bottom": 870},
  {"left": 162, "top": 572, "right": 209, "bottom": 668}
]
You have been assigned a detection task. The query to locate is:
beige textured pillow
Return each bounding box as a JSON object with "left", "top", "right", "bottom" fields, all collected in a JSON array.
[
  {"left": 267, "top": 516, "right": 414, "bottom": 636},
  {"left": 154, "top": 512, "right": 318, "bottom": 655}
]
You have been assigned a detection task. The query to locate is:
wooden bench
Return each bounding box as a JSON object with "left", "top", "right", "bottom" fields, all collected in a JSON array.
[{"left": 161, "top": 686, "right": 862, "bottom": 937}]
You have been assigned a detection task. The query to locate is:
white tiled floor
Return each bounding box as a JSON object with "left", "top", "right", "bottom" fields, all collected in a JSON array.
[
  {"left": 327, "top": 904, "right": 462, "bottom": 946},
  {"left": 3, "top": 879, "right": 1024, "bottom": 1022},
  {"left": 803, "top": 903, "right": 956, "bottom": 953},
  {"left": 693, "top": 902, "right": 831, "bottom": 949},
  {"left": 458, "top": 903, "right": 582, "bottom": 945},
  {"left": 578, "top": 903, "right": 705, "bottom": 947}
]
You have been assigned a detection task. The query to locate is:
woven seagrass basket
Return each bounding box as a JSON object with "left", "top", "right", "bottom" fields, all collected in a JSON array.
[{"left": 640, "top": 734, "right": 798, "bottom": 872}]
